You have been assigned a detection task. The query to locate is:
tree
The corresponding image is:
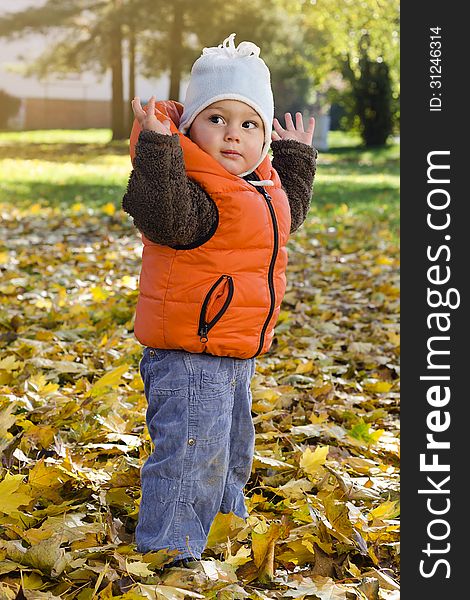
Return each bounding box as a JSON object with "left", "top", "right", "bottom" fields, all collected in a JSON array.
[
  {"left": 354, "top": 33, "right": 393, "bottom": 145},
  {"left": 0, "top": 89, "right": 21, "bottom": 130},
  {"left": 0, "top": 0, "right": 296, "bottom": 138},
  {"left": 0, "top": 0, "right": 130, "bottom": 139},
  {"left": 300, "top": 0, "right": 399, "bottom": 146}
]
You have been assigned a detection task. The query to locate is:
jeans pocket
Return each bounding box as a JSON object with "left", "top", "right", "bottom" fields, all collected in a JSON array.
[
  {"left": 200, "top": 368, "right": 231, "bottom": 398},
  {"left": 140, "top": 347, "right": 171, "bottom": 387},
  {"left": 144, "top": 348, "right": 189, "bottom": 394},
  {"left": 192, "top": 372, "right": 233, "bottom": 444}
]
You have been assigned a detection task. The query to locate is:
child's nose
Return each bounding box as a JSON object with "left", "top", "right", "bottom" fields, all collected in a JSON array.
[{"left": 224, "top": 126, "right": 240, "bottom": 141}]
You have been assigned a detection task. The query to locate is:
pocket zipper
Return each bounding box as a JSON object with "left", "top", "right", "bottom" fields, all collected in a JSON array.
[{"left": 198, "top": 275, "right": 234, "bottom": 343}]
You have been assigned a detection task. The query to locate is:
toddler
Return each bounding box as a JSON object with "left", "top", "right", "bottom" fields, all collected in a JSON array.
[{"left": 122, "top": 33, "right": 317, "bottom": 566}]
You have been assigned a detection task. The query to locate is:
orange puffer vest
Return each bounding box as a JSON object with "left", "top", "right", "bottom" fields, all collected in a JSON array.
[{"left": 129, "top": 100, "right": 291, "bottom": 359}]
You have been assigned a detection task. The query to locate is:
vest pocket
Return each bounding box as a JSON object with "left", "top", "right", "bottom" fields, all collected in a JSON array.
[{"left": 198, "top": 275, "right": 234, "bottom": 343}]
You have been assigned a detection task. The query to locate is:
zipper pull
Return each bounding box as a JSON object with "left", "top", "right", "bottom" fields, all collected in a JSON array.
[
  {"left": 199, "top": 323, "right": 209, "bottom": 343},
  {"left": 261, "top": 189, "right": 272, "bottom": 201}
]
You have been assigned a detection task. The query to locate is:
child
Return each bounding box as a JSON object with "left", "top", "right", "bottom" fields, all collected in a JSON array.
[{"left": 122, "top": 33, "right": 317, "bottom": 566}]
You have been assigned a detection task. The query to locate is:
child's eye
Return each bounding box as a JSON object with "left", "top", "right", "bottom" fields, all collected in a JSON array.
[
  {"left": 242, "top": 121, "right": 258, "bottom": 129},
  {"left": 209, "top": 115, "right": 224, "bottom": 124}
]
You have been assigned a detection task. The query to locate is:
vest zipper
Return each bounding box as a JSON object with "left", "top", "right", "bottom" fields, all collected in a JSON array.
[
  {"left": 251, "top": 185, "right": 279, "bottom": 358},
  {"left": 198, "top": 274, "right": 234, "bottom": 343}
]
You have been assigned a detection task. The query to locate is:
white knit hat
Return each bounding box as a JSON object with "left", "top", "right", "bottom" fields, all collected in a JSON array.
[{"left": 179, "top": 33, "right": 274, "bottom": 177}]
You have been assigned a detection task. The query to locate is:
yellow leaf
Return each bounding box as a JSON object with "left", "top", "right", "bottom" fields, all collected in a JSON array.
[
  {"left": 0, "top": 473, "right": 33, "bottom": 515},
  {"left": 277, "top": 309, "right": 290, "bottom": 323},
  {"left": 296, "top": 360, "right": 315, "bottom": 374},
  {"left": 376, "top": 255, "right": 394, "bottom": 265},
  {"left": 346, "top": 559, "right": 362, "bottom": 578},
  {"left": 309, "top": 412, "right": 328, "bottom": 425},
  {"left": 302, "top": 535, "right": 334, "bottom": 556},
  {"left": 57, "top": 286, "right": 67, "bottom": 307},
  {"left": 35, "top": 298, "right": 52, "bottom": 310},
  {"left": 0, "top": 371, "right": 12, "bottom": 385},
  {"left": 102, "top": 202, "right": 116, "bottom": 215},
  {"left": 91, "top": 364, "right": 129, "bottom": 394},
  {"left": 126, "top": 559, "right": 154, "bottom": 577},
  {"left": 206, "top": 511, "right": 245, "bottom": 547},
  {"left": 370, "top": 500, "right": 400, "bottom": 520},
  {"left": 386, "top": 330, "right": 400, "bottom": 346},
  {"left": 225, "top": 541, "right": 252, "bottom": 567},
  {"left": 370, "top": 428, "right": 385, "bottom": 443},
  {"left": 34, "top": 330, "right": 55, "bottom": 342},
  {"left": 252, "top": 521, "right": 280, "bottom": 576},
  {"left": 277, "top": 539, "right": 315, "bottom": 565},
  {"left": 27, "top": 373, "right": 59, "bottom": 394},
  {"left": 368, "top": 545, "right": 380, "bottom": 566},
  {"left": 252, "top": 388, "right": 280, "bottom": 403},
  {"left": 91, "top": 286, "right": 109, "bottom": 301},
  {"left": 21, "top": 572, "right": 44, "bottom": 590},
  {"left": 251, "top": 387, "right": 282, "bottom": 412},
  {"left": 377, "top": 283, "right": 399, "bottom": 297},
  {"left": 0, "top": 356, "right": 23, "bottom": 371},
  {"left": 24, "top": 424, "right": 56, "bottom": 449},
  {"left": 276, "top": 478, "right": 314, "bottom": 500},
  {"left": 0, "top": 251, "right": 9, "bottom": 264},
  {"left": 0, "top": 403, "right": 17, "bottom": 443},
  {"left": 28, "top": 459, "right": 63, "bottom": 489},
  {"left": 300, "top": 446, "right": 329, "bottom": 476},
  {"left": 364, "top": 381, "right": 393, "bottom": 393},
  {"left": 120, "top": 275, "right": 137, "bottom": 289},
  {"left": 250, "top": 516, "right": 269, "bottom": 535}
]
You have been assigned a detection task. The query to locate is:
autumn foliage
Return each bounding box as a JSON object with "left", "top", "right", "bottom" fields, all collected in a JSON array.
[{"left": 0, "top": 132, "right": 399, "bottom": 599}]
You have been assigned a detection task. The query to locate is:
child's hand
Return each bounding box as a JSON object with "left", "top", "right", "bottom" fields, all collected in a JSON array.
[
  {"left": 131, "top": 95, "right": 172, "bottom": 135},
  {"left": 272, "top": 112, "right": 315, "bottom": 146}
]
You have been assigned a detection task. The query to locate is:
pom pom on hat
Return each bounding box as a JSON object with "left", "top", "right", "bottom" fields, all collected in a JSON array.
[{"left": 179, "top": 33, "right": 274, "bottom": 177}]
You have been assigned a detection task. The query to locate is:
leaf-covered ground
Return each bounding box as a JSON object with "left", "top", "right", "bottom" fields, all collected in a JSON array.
[{"left": 0, "top": 130, "right": 399, "bottom": 599}]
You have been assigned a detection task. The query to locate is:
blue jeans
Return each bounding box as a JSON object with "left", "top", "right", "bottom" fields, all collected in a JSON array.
[{"left": 135, "top": 346, "right": 256, "bottom": 560}]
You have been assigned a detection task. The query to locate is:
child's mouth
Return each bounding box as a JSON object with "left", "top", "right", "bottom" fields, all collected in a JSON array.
[{"left": 221, "top": 150, "right": 242, "bottom": 158}]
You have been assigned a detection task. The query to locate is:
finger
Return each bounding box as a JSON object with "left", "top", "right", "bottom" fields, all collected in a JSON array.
[
  {"left": 295, "top": 112, "right": 304, "bottom": 132},
  {"left": 271, "top": 130, "right": 281, "bottom": 141},
  {"left": 284, "top": 112, "right": 295, "bottom": 131},
  {"left": 306, "top": 116, "right": 316, "bottom": 133},
  {"left": 143, "top": 95, "right": 154, "bottom": 112},
  {"left": 273, "top": 117, "right": 284, "bottom": 135},
  {"left": 131, "top": 97, "right": 144, "bottom": 119}
]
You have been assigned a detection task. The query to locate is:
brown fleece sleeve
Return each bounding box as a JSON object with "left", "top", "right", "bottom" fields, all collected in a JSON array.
[
  {"left": 121, "top": 130, "right": 218, "bottom": 248},
  {"left": 270, "top": 139, "right": 318, "bottom": 233}
]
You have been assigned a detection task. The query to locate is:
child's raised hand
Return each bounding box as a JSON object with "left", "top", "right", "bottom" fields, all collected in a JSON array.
[
  {"left": 131, "top": 95, "right": 172, "bottom": 135},
  {"left": 272, "top": 112, "right": 315, "bottom": 146}
]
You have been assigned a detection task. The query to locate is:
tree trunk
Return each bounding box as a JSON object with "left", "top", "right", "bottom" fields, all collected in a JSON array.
[
  {"left": 110, "top": 0, "right": 126, "bottom": 140},
  {"left": 128, "top": 19, "right": 136, "bottom": 134},
  {"left": 168, "top": 3, "right": 184, "bottom": 101}
]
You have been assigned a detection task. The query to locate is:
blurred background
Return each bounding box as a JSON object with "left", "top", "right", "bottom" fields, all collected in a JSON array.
[{"left": 0, "top": 0, "right": 399, "bottom": 150}]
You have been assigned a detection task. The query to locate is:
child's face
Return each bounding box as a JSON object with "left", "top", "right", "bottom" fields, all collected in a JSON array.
[{"left": 188, "top": 100, "right": 265, "bottom": 175}]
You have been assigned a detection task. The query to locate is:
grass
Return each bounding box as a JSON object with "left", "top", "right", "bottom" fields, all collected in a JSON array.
[
  {"left": 0, "top": 128, "right": 399, "bottom": 236},
  {"left": 317, "top": 130, "right": 399, "bottom": 237}
]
